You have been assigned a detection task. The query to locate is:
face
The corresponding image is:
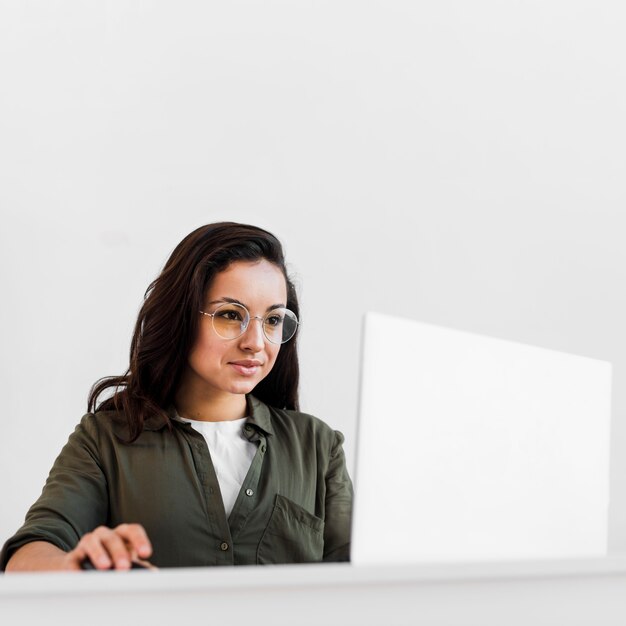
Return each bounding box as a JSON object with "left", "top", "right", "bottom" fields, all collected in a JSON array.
[{"left": 183, "top": 259, "right": 288, "bottom": 399}]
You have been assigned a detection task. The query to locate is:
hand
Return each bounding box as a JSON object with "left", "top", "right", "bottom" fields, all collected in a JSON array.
[{"left": 65, "top": 523, "right": 155, "bottom": 571}]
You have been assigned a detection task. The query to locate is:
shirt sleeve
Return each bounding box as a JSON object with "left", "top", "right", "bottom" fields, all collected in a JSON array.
[
  {"left": 0, "top": 414, "right": 109, "bottom": 570},
  {"left": 322, "top": 430, "right": 353, "bottom": 562}
]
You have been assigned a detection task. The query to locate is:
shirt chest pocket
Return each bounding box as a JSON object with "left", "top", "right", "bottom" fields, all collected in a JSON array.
[{"left": 256, "top": 494, "right": 325, "bottom": 564}]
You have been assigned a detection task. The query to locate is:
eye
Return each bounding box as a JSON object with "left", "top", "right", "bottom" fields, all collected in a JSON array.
[
  {"left": 216, "top": 308, "right": 244, "bottom": 322},
  {"left": 265, "top": 313, "right": 284, "bottom": 327}
]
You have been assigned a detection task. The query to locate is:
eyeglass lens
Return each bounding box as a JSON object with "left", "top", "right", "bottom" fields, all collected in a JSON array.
[{"left": 211, "top": 302, "right": 298, "bottom": 344}]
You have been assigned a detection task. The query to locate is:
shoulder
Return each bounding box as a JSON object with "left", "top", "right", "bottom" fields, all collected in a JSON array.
[
  {"left": 249, "top": 396, "right": 344, "bottom": 450},
  {"left": 71, "top": 410, "right": 135, "bottom": 443},
  {"left": 277, "top": 406, "right": 340, "bottom": 438}
]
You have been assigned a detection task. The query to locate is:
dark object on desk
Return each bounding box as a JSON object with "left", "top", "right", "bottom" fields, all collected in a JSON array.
[{"left": 80, "top": 558, "right": 149, "bottom": 570}]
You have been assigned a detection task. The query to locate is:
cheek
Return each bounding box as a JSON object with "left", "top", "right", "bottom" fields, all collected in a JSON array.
[
  {"left": 266, "top": 344, "right": 281, "bottom": 368},
  {"left": 189, "top": 330, "right": 223, "bottom": 365}
]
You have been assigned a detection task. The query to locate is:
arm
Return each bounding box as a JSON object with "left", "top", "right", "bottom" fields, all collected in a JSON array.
[
  {"left": 1, "top": 414, "right": 153, "bottom": 572},
  {"left": 5, "top": 541, "right": 74, "bottom": 572},
  {"left": 5, "top": 525, "right": 153, "bottom": 572},
  {"left": 323, "top": 430, "right": 353, "bottom": 562}
]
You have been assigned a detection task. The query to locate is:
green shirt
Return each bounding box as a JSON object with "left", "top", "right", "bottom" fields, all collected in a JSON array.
[{"left": 0, "top": 396, "right": 353, "bottom": 569}]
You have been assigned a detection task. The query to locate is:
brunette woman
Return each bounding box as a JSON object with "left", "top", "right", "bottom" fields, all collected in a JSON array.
[{"left": 2, "top": 222, "right": 352, "bottom": 570}]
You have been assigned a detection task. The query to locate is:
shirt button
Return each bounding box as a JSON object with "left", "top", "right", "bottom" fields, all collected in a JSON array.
[
  {"left": 244, "top": 425, "right": 252, "bottom": 432},
  {"left": 260, "top": 445, "right": 266, "bottom": 453},
  {"left": 220, "top": 542, "right": 229, "bottom": 551},
  {"left": 245, "top": 488, "right": 254, "bottom": 497}
]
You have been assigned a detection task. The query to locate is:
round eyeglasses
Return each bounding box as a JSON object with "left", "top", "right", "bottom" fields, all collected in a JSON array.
[{"left": 199, "top": 302, "right": 299, "bottom": 345}]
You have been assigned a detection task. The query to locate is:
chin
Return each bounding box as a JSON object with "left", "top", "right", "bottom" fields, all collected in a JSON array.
[{"left": 225, "top": 379, "right": 262, "bottom": 396}]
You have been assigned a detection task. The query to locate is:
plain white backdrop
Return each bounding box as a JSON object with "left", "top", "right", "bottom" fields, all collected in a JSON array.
[{"left": 1, "top": 0, "right": 625, "bottom": 555}]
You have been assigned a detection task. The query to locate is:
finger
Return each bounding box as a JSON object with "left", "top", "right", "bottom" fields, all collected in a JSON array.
[
  {"left": 96, "top": 528, "right": 135, "bottom": 570},
  {"left": 78, "top": 530, "right": 115, "bottom": 570},
  {"left": 64, "top": 544, "right": 89, "bottom": 571},
  {"left": 113, "top": 523, "right": 153, "bottom": 559}
]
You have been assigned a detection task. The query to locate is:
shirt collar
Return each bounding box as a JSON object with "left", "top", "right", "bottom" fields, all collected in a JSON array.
[
  {"left": 147, "top": 395, "right": 275, "bottom": 435},
  {"left": 245, "top": 395, "right": 274, "bottom": 436},
  {"left": 142, "top": 409, "right": 171, "bottom": 431}
]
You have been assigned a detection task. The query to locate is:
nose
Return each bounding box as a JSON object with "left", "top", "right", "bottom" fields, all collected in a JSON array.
[{"left": 239, "top": 316, "right": 266, "bottom": 352}]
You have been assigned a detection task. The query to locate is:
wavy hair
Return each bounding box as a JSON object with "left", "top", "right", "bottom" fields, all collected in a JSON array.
[{"left": 88, "top": 222, "right": 300, "bottom": 441}]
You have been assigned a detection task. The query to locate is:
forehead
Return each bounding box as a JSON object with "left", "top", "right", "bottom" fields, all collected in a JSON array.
[{"left": 205, "top": 259, "right": 287, "bottom": 305}]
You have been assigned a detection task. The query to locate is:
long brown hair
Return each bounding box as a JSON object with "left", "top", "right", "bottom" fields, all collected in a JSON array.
[{"left": 88, "top": 222, "right": 300, "bottom": 441}]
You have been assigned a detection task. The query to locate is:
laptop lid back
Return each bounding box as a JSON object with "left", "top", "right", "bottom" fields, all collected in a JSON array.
[{"left": 351, "top": 312, "right": 611, "bottom": 564}]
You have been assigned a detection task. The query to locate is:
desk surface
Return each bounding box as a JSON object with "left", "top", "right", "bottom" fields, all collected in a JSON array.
[{"left": 3, "top": 557, "right": 626, "bottom": 625}]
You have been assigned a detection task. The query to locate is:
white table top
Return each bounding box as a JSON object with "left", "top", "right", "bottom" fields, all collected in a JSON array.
[{"left": 4, "top": 557, "right": 626, "bottom": 626}]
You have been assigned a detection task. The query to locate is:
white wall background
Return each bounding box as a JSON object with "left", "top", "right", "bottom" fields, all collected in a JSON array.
[{"left": 1, "top": 0, "right": 625, "bottom": 554}]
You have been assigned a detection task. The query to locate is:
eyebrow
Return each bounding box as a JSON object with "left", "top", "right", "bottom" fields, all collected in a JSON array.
[{"left": 207, "top": 297, "right": 287, "bottom": 312}]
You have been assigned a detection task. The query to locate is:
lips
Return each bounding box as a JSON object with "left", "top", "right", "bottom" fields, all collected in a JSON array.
[{"left": 229, "top": 360, "right": 263, "bottom": 376}]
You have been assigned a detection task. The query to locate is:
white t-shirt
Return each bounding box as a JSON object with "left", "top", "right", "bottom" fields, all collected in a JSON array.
[{"left": 176, "top": 415, "right": 256, "bottom": 518}]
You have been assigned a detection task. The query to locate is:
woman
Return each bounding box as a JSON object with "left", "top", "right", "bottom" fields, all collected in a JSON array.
[{"left": 1, "top": 222, "right": 352, "bottom": 570}]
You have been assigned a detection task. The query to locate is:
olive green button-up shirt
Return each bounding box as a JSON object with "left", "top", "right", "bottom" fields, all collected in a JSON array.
[{"left": 0, "top": 396, "right": 353, "bottom": 569}]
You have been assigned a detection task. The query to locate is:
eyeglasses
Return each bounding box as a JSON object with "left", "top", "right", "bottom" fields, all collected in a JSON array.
[{"left": 199, "top": 302, "right": 299, "bottom": 344}]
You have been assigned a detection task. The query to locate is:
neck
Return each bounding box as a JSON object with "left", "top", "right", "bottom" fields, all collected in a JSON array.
[{"left": 174, "top": 384, "right": 248, "bottom": 423}]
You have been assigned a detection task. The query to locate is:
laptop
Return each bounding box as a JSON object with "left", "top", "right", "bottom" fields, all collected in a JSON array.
[{"left": 351, "top": 312, "right": 612, "bottom": 564}]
